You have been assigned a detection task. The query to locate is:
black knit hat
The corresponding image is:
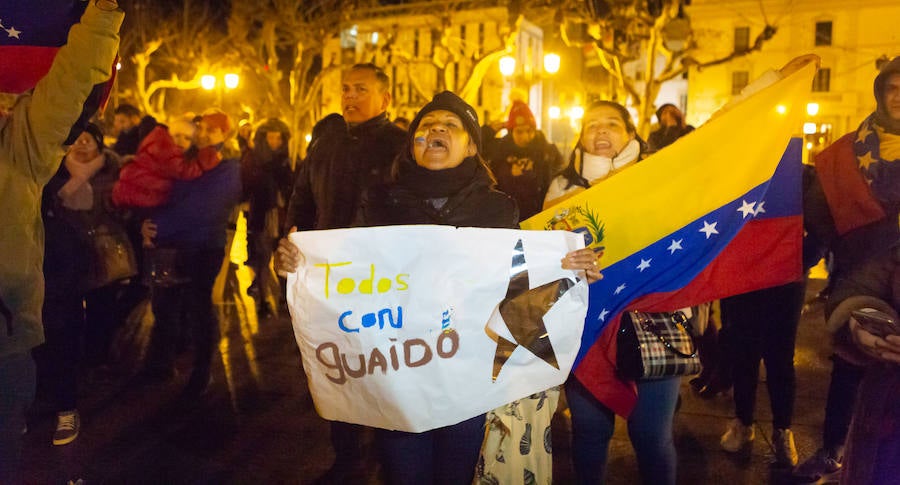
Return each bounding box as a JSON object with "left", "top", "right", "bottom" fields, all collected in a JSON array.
[
  {"left": 409, "top": 91, "right": 482, "bottom": 154},
  {"left": 83, "top": 122, "right": 105, "bottom": 150}
]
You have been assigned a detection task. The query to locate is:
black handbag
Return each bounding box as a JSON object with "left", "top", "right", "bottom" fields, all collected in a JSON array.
[{"left": 616, "top": 310, "right": 701, "bottom": 380}]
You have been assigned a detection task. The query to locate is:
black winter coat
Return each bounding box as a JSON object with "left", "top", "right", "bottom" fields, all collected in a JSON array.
[
  {"left": 358, "top": 156, "right": 519, "bottom": 230},
  {"left": 485, "top": 131, "right": 562, "bottom": 221},
  {"left": 286, "top": 112, "right": 406, "bottom": 231}
]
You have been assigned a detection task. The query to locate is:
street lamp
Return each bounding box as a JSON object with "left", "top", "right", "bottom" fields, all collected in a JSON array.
[
  {"left": 224, "top": 73, "right": 240, "bottom": 90},
  {"left": 200, "top": 72, "right": 240, "bottom": 107},
  {"left": 499, "top": 56, "right": 516, "bottom": 77},
  {"left": 543, "top": 53, "right": 560, "bottom": 75},
  {"left": 806, "top": 102, "right": 819, "bottom": 116}
]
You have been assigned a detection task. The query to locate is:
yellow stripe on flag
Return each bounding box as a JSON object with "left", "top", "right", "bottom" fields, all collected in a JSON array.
[{"left": 521, "top": 62, "right": 817, "bottom": 268}]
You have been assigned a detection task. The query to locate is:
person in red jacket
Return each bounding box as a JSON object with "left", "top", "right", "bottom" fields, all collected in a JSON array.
[{"left": 112, "top": 114, "right": 225, "bottom": 210}]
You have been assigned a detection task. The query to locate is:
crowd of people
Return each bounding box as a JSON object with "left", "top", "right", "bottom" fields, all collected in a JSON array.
[{"left": 1, "top": 4, "right": 898, "bottom": 483}]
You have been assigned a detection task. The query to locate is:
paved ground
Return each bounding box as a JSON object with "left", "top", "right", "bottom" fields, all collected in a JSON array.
[{"left": 20, "top": 236, "right": 836, "bottom": 484}]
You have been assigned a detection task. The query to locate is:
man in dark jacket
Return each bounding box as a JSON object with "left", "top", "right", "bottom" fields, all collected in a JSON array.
[
  {"left": 280, "top": 63, "right": 406, "bottom": 483},
  {"left": 111, "top": 103, "right": 142, "bottom": 155},
  {"left": 485, "top": 100, "right": 563, "bottom": 221}
]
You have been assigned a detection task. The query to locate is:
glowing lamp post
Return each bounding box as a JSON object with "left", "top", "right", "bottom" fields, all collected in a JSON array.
[{"left": 201, "top": 72, "right": 240, "bottom": 107}]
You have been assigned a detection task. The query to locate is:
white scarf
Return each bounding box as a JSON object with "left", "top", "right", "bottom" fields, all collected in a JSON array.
[
  {"left": 58, "top": 152, "right": 105, "bottom": 211},
  {"left": 581, "top": 138, "right": 641, "bottom": 184}
]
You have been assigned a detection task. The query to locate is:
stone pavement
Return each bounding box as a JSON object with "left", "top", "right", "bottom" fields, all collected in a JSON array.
[{"left": 19, "top": 254, "right": 835, "bottom": 484}]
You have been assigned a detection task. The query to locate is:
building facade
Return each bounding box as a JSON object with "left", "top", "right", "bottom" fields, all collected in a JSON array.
[{"left": 685, "top": 0, "right": 900, "bottom": 154}]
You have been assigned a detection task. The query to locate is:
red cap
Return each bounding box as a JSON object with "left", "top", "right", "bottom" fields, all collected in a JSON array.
[
  {"left": 506, "top": 100, "right": 536, "bottom": 130},
  {"left": 201, "top": 109, "right": 232, "bottom": 134}
]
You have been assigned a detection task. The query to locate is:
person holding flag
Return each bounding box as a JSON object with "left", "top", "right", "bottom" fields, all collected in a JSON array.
[
  {"left": 0, "top": 0, "right": 123, "bottom": 481},
  {"left": 520, "top": 55, "right": 819, "bottom": 484},
  {"left": 794, "top": 56, "right": 900, "bottom": 485}
]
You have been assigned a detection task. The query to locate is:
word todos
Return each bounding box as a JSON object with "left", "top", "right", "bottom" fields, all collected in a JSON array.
[{"left": 315, "top": 262, "right": 409, "bottom": 298}]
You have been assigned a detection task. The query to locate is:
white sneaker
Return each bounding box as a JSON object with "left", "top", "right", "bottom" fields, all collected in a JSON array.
[
  {"left": 774, "top": 428, "right": 799, "bottom": 467},
  {"left": 721, "top": 418, "right": 754, "bottom": 452},
  {"left": 53, "top": 410, "right": 80, "bottom": 446}
]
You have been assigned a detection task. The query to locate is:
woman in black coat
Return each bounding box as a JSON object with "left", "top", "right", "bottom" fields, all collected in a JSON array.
[{"left": 277, "top": 92, "right": 601, "bottom": 484}]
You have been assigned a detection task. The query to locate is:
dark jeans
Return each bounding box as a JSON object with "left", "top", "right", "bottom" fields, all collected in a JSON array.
[
  {"left": 376, "top": 414, "right": 485, "bottom": 485},
  {"left": 822, "top": 354, "right": 864, "bottom": 454},
  {"left": 83, "top": 283, "right": 125, "bottom": 367},
  {"left": 36, "top": 292, "right": 84, "bottom": 412},
  {"left": 0, "top": 352, "right": 36, "bottom": 484},
  {"left": 567, "top": 376, "right": 681, "bottom": 485},
  {"left": 721, "top": 281, "right": 805, "bottom": 429},
  {"left": 331, "top": 421, "right": 363, "bottom": 468},
  {"left": 145, "top": 247, "right": 223, "bottom": 382}
]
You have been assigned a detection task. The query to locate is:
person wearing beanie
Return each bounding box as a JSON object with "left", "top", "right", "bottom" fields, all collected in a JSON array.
[
  {"left": 794, "top": 56, "right": 900, "bottom": 485},
  {"left": 278, "top": 63, "right": 407, "bottom": 483},
  {"left": 485, "top": 100, "right": 564, "bottom": 221},
  {"left": 276, "top": 90, "right": 601, "bottom": 484},
  {"left": 647, "top": 103, "right": 694, "bottom": 153},
  {"left": 39, "top": 122, "right": 130, "bottom": 447}
]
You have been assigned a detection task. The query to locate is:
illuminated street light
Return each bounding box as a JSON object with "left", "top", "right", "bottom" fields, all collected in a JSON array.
[
  {"left": 548, "top": 106, "right": 561, "bottom": 119},
  {"left": 201, "top": 74, "right": 216, "bottom": 90},
  {"left": 224, "top": 73, "right": 240, "bottom": 90},
  {"left": 543, "top": 53, "right": 560, "bottom": 75},
  {"left": 499, "top": 56, "right": 516, "bottom": 77},
  {"left": 569, "top": 106, "right": 585, "bottom": 120},
  {"left": 776, "top": 104, "right": 787, "bottom": 115},
  {"left": 803, "top": 122, "right": 817, "bottom": 134},
  {"left": 806, "top": 102, "right": 819, "bottom": 116}
]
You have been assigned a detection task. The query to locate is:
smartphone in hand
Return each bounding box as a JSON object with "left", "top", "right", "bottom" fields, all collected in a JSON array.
[{"left": 851, "top": 308, "right": 900, "bottom": 338}]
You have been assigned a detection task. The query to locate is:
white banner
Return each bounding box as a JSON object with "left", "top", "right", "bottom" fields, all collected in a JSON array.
[{"left": 286, "top": 225, "right": 588, "bottom": 433}]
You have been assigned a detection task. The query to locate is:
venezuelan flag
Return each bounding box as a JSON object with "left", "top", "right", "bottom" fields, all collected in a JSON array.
[
  {"left": 522, "top": 61, "right": 817, "bottom": 366},
  {"left": 0, "top": 0, "right": 116, "bottom": 142}
]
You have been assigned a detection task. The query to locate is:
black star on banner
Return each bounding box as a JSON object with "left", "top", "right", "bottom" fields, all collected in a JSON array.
[{"left": 490, "top": 239, "right": 574, "bottom": 381}]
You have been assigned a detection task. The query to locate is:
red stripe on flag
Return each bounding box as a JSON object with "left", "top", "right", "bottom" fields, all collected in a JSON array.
[
  {"left": 574, "top": 215, "right": 802, "bottom": 418},
  {"left": 630, "top": 215, "right": 803, "bottom": 312},
  {"left": 0, "top": 46, "right": 60, "bottom": 93}
]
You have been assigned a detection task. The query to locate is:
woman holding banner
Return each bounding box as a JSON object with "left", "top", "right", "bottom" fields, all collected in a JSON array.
[
  {"left": 277, "top": 91, "right": 601, "bottom": 484},
  {"left": 544, "top": 100, "right": 685, "bottom": 485}
]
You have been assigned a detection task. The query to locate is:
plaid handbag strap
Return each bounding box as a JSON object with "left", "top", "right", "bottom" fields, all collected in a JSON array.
[{"left": 632, "top": 311, "right": 697, "bottom": 359}]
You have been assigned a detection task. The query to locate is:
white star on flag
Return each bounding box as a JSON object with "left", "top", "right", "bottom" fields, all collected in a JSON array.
[
  {"left": 636, "top": 258, "right": 652, "bottom": 272},
  {"left": 5, "top": 26, "right": 21, "bottom": 39},
  {"left": 699, "top": 221, "right": 719, "bottom": 239},
  {"left": 737, "top": 200, "right": 756, "bottom": 218},
  {"left": 667, "top": 239, "right": 683, "bottom": 254},
  {"left": 755, "top": 201, "right": 766, "bottom": 215},
  {"left": 614, "top": 283, "right": 626, "bottom": 295},
  {"left": 598, "top": 309, "right": 610, "bottom": 321}
]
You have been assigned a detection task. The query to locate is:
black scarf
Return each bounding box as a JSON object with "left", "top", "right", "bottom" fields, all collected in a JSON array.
[{"left": 396, "top": 156, "right": 479, "bottom": 199}]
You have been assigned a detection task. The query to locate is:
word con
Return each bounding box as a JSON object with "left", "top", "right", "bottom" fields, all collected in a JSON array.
[
  {"left": 339, "top": 306, "right": 403, "bottom": 333},
  {"left": 315, "top": 262, "right": 409, "bottom": 298},
  {"left": 316, "top": 330, "right": 460, "bottom": 385}
]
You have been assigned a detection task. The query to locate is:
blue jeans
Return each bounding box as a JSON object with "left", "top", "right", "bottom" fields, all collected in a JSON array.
[
  {"left": 567, "top": 376, "right": 681, "bottom": 485},
  {"left": 377, "top": 414, "right": 485, "bottom": 485},
  {"left": 0, "top": 352, "right": 36, "bottom": 484}
]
